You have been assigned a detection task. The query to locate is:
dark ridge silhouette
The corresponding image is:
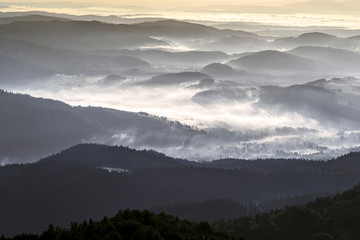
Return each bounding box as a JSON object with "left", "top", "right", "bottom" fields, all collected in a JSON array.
[
  {"left": 40, "top": 143, "right": 195, "bottom": 170},
  {"left": 209, "top": 151, "right": 360, "bottom": 173},
  {"left": 3, "top": 209, "right": 236, "bottom": 240},
  {"left": 153, "top": 193, "right": 333, "bottom": 223},
  {"left": 215, "top": 182, "right": 360, "bottom": 240},
  {"left": 1, "top": 144, "right": 360, "bottom": 236},
  {"left": 35, "top": 142, "right": 360, "bottom": 174}
]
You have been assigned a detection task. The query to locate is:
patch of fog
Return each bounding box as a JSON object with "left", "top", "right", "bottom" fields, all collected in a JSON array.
[
  {"left": 98, "top": 167, "right": 130, "bottom": 173},
  {"left": 0, "top": 157, "right": 11, "bottom": 166},
  {"left": 139, "top": 38, "right": 195, "bottom": 52}
]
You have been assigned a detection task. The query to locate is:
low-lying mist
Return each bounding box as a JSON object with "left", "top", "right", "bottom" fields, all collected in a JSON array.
[
  {"left": 5, "top": 73, "right": 360, "bottom": 161},
  {"left": 1, "top": 17, "right": 360, "bottom": 162}
]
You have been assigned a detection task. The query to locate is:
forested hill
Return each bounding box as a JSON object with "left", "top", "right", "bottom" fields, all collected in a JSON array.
[
  {"left": 215, "top": 183, "right": 360, "bottom": 240},
  {"left": 1, "top": 144, "right": 360, "bottom": 236},
  {"left": 2, "top": 209, "right": 242, "bottom": 240},
  {"left": 44, "top": 143, "right": 360, "bottom": 174},
  {"left": 4, "top": 183, "right": 360, "bottom": 240},
  {"left": 40, "top": 143, "right": 196, "bottom": 171}
]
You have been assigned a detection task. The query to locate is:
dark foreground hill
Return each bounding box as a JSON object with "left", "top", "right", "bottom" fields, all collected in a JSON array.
[
  {"left": 4, "top": 182, "right": 360, "bottom": 240},
  {"left": 215, "top": 183, "right": 360, "bottom": 240},
  {"left": 1, "top": 144, "right": 360, "bottom": 236},
  {"left": 2, "top": 209, "right": 241, "bottom": 240}
]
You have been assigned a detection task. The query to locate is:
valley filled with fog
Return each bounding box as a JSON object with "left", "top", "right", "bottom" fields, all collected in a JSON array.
[{"left": 1, "top": 12, "right": 360, "bottom": 163}]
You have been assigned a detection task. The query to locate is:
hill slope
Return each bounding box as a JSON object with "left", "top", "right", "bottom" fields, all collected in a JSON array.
[
  {"left": 216, "top": 182, "right": 360, "bottom": 240},
  {"left": 1, "top": 144, "right": 360, "bottom": 236},
  {"left": 0, "top": 90, "right": 201, "bottom": 163}
]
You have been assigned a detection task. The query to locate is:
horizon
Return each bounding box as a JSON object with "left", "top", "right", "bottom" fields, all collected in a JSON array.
[{"left": 1, "top": 0, "right": 360, "bottom": 29}]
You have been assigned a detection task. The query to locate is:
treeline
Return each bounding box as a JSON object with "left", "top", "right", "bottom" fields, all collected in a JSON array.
[
  {"left": 47, "top": 144, "right": 360, "bottom": 174},
  {"left": 1, "top": 210, "right": 242, "bottom": 240},
  {"left": 153, "top": 192, "right": 333, "bottom": 223},
  {"left": 214, "top": 183, "right": 360, "bottom": 240},
  {"left": 1, "top": 145, "right": 360, "bottom": 236},
  {"left": 3, "top": 183, "right": 360, "bottom": 240}
]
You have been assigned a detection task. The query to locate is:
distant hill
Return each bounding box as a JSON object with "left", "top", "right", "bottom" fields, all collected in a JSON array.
[
  {"left": 201, "top": 63, "right": 236, "bottom": 78},
  {"left": 0, "top": 14, "right": 71, "bottom": 25},
  {"left": 229, "top": 50, "right": 316, "bottom": 72},
  {"left": 143, "top": 72, "right": 212, "bottom": 86},
  {"left": 134, "top": 19, "right": 257, "bottom": 38},
  {"left": 192, "top": 88, "right": 258, "bottom": 105},
  {"left": 258, "top": 83, "right": 360, "bottom": 127},
  {"left": 0, "top": 37, "right": 151, "bottom": 75},
  {"left": 0, "top": 20, "right": 167, "bottom": 50},
  {"left": 0, "top": 55, "right": 52, "bottom": 82},
  {"left": 200, "top": 35, "right": 268, "bottom": 54},
  {"left": 289, "top": 46, "right": 360, "bottom": 72},
  {"left": 274, "top": 32, "right": 358, "bottom": 50},
  {"left": 0, "top": 19, "right": 256, "bottom": 51},
  {"left": 90, "top": 49, "right": 231, "bottom": 67}
]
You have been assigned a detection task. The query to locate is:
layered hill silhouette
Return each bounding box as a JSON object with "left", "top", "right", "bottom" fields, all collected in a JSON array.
[
  {"left": 200, "top": 35, "right": 268, "bottom": 54},
  {"left": 133, "top": 19, "right": 257, "bottom": 38},
  {"left": 229, "top": 50, "right": 317, "bottom": 73},
  {"left": 0, "top": 55, "right": 52, "bottom": 82},
  {"left": 0, "top": 90, "right": 204, "bottom": 163},
  {"left": 215, "top": 182, "right": 360, "bottom": 240},
  {"left": 143, "top": 72, "right": 212, "bottom": 86},
  {"left": 0, "top": 14, "right": 71, "bottom": 25},
  {"left": 274, "top": 32, "right": 360, "bottom": 51},
  {"left": 4, "top": 181, "right": 360, "bottom": 240},
  {"left": 289, "top": 46, "right": 360, "bottom": 73},
  {"left": 3, "top": 209, "right": 237, "bottom": 240},
  {"left": 258, "top": 83, "right": 360, "bottom": 128},
  {"left": 0, "top": 20, "right": 167, "bottom": 50},
  {"left": 0, "top": 37, "right": 151, "bottom": 77},
  {"left": 0, "top": 19, "right": 256, "bottom": 51},
  {"left": 1, "top": 143, "right": 360, "bottom": 236},
  {"left": 97, "top": 49, "right": 231, "bottom": 67}
]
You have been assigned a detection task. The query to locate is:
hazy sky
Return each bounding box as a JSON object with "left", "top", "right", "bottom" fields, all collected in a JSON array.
[
  {"left": 2, "top": 0, "right": 348, "bottom": 8},
  {"left": 2, "top": 0, "right": 360, "bottom": 28},
  {"left": 3, "top": 0, "right": 294, "bottom": 6}
]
